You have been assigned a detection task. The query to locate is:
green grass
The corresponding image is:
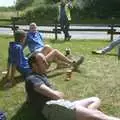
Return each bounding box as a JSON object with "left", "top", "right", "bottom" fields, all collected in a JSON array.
[
  {"left": 0, "top": 36, "right": 120, "bottom": 120},
  {"left": 0, "top": 11, "right": 17, "bottom": 25}
]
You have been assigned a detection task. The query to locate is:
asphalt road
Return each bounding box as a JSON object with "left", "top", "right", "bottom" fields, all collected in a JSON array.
[{"left": 0, "top": 25, "right": 119, "bottom": 40}]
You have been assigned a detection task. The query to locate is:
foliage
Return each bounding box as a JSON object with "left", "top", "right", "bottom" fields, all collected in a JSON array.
[
  {"left": 15, "top": 0, "right": 34, "bottom": 10},
  {"left": 76, "top": 0, "right": 120, "bottom": 18},
  {"left": 24, "top": 4, "right": 58, "bottom": 24},
  {"left": 0, "top": 7, "right": 15, "bottom": 12},
  {"left": 13, "top": 0, "right": 120, "bottom": 24},
  {"left": 1, "top": 0, "right": 120, "bottom": 23},
  {"left": 15, "top": 0, "right": 56, "bottom": 10}
]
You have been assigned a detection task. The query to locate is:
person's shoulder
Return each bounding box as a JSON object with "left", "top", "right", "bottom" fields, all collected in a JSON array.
[
  {"left": 9, "top": 42, "right": 22, "bottom": 49},
  {"left": 15, "top": 43, "right": 22, "bottom": 49},
  {"left": 25, "top": 73, "right": 45, "bottom": 85},
  {"left": 26, "top": 73, "right": 40, "bottom": 81},
  {"left": 26, "top": 73, "right": 35, "bottom": 79},
  {"left": 66, "top": 1, "right": 73, "bottom": 9},
  {"left": 37, "top": 32, "right": 43, "bottom": 38},
  {"left": 27, "top": 31, "right": 31, "bottom": 35},
  {"left": 37, "top": 31, "right": 42, "bottom": 35}
]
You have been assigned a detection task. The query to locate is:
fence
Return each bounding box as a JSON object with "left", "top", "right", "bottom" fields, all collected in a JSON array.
[{"left": 0, "top": 17, "right": 120, "bottom": 41}]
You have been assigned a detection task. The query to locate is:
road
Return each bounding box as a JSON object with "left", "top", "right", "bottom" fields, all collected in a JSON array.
[{"left": 0, "top": 25, "right": 120, "bottom": 40}]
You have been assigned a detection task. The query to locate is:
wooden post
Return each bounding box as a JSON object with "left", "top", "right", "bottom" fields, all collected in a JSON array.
[
  {"left": 11, "top": 17, "right": 19, "bottom": 39},
  {"left": 11, "top": 17, "right": 16, "bottom": 34},
  {"left": 55, "top": 20, "right": 58, "bottom": 40},
  {"left": 110, "top": 24, "right": 114, "bottom": 41}
]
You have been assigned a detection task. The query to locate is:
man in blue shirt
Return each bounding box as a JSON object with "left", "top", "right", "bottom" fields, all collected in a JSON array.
[
  {"left": 26, "top": 22, "right": 84, "bottom": 69},
  {"left": 27, "top": 23, "right": 44, "bottom": 53},
  {"left": 5, "top": 30, "right": 32, "bottom": 87},
  {"left": 26, "top": 22, "right": 52, "bottom": 56}
]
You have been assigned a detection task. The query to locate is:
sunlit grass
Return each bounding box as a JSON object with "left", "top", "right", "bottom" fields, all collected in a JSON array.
[{"left": 0, "top": 36, "right": 120, "bottom": 119}]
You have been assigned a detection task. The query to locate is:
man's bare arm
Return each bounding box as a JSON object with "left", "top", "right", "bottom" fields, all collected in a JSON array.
[{"left": 34, "top": 84, "right": 64, "bottom": 100}]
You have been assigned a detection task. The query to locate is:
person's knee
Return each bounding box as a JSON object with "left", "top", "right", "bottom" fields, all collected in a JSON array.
[
  {"left": 52, "top": 49, "right": 58, "bottom": 54},
  {"left": 44, "top": 44, "right": 52, "bottom": 49},
  {"left": 91, "top": 97, "right": 101, "bottom": 104}
]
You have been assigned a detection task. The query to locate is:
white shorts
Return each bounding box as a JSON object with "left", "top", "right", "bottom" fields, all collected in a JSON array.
[
  {"left": 34, "top": 47, "right": 44, "bottom": 52},
  {"left": 42, "top": 99, "right": 76, "bottom": 120}
]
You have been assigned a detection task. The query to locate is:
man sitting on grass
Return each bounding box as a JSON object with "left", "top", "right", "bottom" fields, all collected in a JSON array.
[
  {"left": 26, "top": 22, "right": 53, "bottom": 55},
  {"left": 4, "top": 29, "right": 84, "bottom": 87},
  {"left": 25, "top": 52, "right": 120, "bottom": 120},
  {"left": 4, "top": 30, "right": 32, "bottom": 87},
  {"left": 26, "top": 22, "right": 84, "bottom": 69}
]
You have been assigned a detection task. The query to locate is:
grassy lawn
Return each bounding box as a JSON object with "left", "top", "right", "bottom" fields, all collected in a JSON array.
[{"left": 0, "top": 35, "right": 120, "bottom": 119}]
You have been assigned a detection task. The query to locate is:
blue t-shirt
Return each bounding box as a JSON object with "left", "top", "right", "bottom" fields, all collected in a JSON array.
[
  {"left": 27, "top": 31, "right": 44, "bottom": 53},
  {"left": 8, "top": 42, "right": 31, "bottom": 77}
]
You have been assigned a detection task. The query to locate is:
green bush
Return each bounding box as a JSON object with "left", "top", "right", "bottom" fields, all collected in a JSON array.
[
  {"left": 24, "top": 4, "right": 58, "bottom": 24},
  {"left": 17, "top": 3, "right": 120, "bottom": 24}
]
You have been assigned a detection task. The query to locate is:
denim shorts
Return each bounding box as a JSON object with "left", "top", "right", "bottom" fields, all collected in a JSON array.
[{"left": 42, "top": 99, "right": 76, "bottom": 120}]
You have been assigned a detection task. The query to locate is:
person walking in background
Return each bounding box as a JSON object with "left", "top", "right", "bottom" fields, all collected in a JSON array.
[{"left": 58, "top": 0, "right": 73, "bottom": 41}]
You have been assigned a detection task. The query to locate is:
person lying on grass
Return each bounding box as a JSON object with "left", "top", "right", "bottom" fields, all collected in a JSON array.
[{"left": 25, "top": 52, "right": 120, "bottom": 120}]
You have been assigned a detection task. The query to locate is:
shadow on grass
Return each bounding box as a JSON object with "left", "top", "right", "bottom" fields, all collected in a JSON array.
[
  {"left": 0, "top": 68, "right": 82, "bottom": 90},
  {"left": 50, "top": 39, "right": 71, "bottom": 44},
  {"left": 10, "top": 102, "right": 46, "bottom": 120},
  {"left": 47, "top": 68, "right": 82, "bottom": 78},
  {"left": 106, "top": 53, "right": 117, "bottom": 56},
  {"left": 0, "top": 75, "right": 24, "bottom": 90},
  {"left": 92, "top": 52, "right": 117, "bottom": 56},
  {"left": 47, "top": 68, "right": 65, "bottom": 78}
]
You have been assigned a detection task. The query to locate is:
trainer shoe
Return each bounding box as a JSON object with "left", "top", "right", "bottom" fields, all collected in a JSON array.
[
  {"left": 72, "top": 56, "right": 84, "bottom": 71},
  {"left": 64, "top": 35, "right": 71, "bottom": 41},
  {"left": 67, "top": 35, "right": 71, "bottom": 41},
  {"left": 92, "top": 50, "right": 104, "bottom": 54}
]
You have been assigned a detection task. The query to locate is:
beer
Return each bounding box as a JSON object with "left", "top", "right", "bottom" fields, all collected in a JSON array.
[{"left": 65, "top": 69, "right": 72, "bottom": 81}]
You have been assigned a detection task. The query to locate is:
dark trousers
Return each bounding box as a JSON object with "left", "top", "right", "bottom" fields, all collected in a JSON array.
[{"left": 60, "top": 18, "right": 70, "bottom": 39}]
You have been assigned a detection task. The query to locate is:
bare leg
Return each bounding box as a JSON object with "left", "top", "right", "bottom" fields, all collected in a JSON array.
[
  {"left": 40, "top": 44, "right": 53, "bottom": 56},
  {"left": 4, "top": 63, "right": 11, "bottom": 80},
  {"left": 73, "top": 97, "right": 101, "bottom": 110},
  {"left": 75, "top": 106, "right": 114, "bottom": 120},
  {"left": 10, "top": 64, "right": 16, "bottom": 82},
  {"left": 73, "top": 97, "right": 120, "bottom": 120},
  {"left": 40, "top": 45, "right": 70, "bottom": 68},
  {"left": 4, "top": 64, "right": 16, "bottom": 87},
  {"left": 45, "top": 49, "right": 73, "bottom": 64}
]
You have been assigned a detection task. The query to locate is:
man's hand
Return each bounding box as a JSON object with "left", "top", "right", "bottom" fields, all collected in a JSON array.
[{"left": 53, "top": 90, "right": 64, "bottom": 99}]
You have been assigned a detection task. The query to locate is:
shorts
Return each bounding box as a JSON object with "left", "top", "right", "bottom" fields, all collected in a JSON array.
[
  {"left": 42, "top": 99, "right": 76, "bottom": 120},
  {"left": 34, "top": 47, "right": 44, "bottom": 52}
]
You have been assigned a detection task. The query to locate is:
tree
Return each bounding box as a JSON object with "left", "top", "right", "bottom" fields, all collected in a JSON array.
[{"left": 15, "top": 0, "right": 34, "bottom": 10}]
